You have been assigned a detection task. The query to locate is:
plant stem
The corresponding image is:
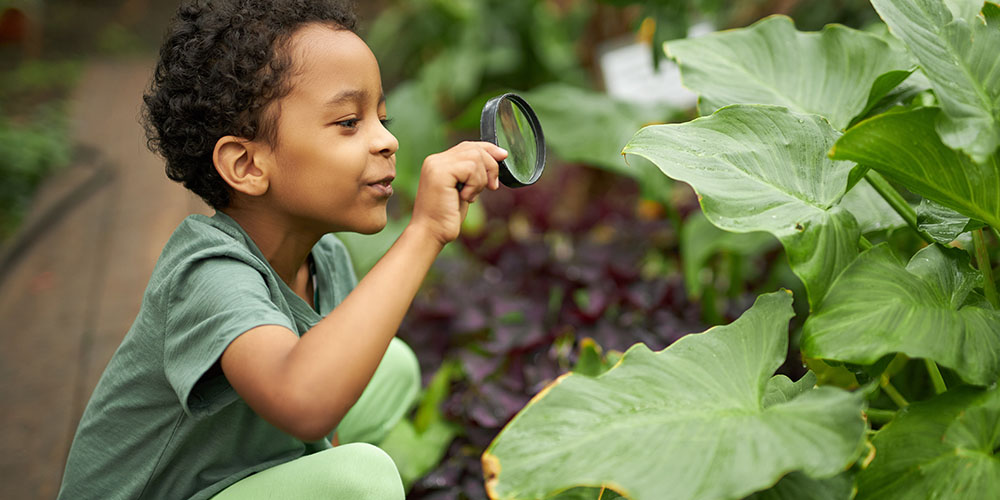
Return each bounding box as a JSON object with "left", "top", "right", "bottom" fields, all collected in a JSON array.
[
  {"left": 880, "top": 376, "right": 909, "bottom": 408},
  {"left": 924, "top": 359, "right": 947, "bottom": 394},
  {"left": 865, "top": 408, "right": 897, "bottom": 424},
  {"left": 973, "top": 228, "right": 999, "bottom": 308},
  {"left": 864, "top": 171, "right": 934, "bottom": 244},
  {"left": 859, "top": 235, "right": 873, "bottom": 250}
]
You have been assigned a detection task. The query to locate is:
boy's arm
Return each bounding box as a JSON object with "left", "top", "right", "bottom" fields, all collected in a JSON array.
[{"left": 220, "top": 142, "right": 505, "bottom": 442}]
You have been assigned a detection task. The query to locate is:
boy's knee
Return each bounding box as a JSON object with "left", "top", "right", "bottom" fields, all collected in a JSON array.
[
  {"left": 337, "top": 338, "right": 421, "bottom": 445},
  {"left": 385, "top": 338, "right": 420, "bottom": 394},
  {"left": 333, "top": 443, "right": 404, "bottom": 499}
]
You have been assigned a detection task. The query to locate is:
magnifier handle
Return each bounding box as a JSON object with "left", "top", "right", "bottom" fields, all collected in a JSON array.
[{"left": 455, "top": 181, "right": 465, "bottom": 192}]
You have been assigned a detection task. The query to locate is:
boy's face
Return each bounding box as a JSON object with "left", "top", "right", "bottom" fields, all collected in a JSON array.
[{"left": 262, "top": 24, "right": 398, "bottom": 235}]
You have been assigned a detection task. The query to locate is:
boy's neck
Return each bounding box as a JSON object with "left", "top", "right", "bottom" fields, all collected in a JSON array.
[{"left": 220, "top": 205, "right": 320, "bottom": 294}]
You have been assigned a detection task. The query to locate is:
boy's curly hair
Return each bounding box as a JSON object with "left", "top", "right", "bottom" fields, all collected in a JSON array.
[{"left": 142, "top": 0, "right": 357, "bottom": 208}]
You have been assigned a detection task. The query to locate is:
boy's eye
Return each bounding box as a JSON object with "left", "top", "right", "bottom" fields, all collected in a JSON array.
[{"left": 335, "top": 118, "right": 359, "bottom": 129}]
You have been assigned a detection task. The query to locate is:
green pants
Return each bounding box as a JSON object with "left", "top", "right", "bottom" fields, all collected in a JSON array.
[{"left": 211, "top": 338, "right": 420, "bottom": 499}]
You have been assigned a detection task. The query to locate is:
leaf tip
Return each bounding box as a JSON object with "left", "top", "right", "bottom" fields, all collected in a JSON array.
[
  {"left": 580, "top": 336, "right": 601, "bottom": 352},
  {"left": 482, "top": 452, "right": 501, "bottom": 498},
  {"left": 620, "top": 149, "right": 632, "bottom": 167}
]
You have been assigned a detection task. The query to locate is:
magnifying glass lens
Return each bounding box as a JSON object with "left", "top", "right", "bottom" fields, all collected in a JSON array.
[
  {"left": 496, "top": 99, "right": 537, "bottom": 184},
  {"left": 481, "top": 92, "right": 545, "bottom": 188}
]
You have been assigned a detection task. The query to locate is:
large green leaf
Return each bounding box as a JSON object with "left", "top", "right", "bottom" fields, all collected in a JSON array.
[
  {"left": 665, "top": 15, "right": 911, "bottom": 130},
  {"left": 831, "top": 107, "right": 1000, "bottom": 228},
  {"left": 482, "top": 291, "right": 866, "bottom": 500},
  {"left": 857, "top": 385, "right": 1000, "bottom": 499},
  {"left": 801, "top": 243, "right": 1000, "bottom": 386},
  {"left": 870, "top": 0, "right": 1000, "bottom": 162},
  {"left": 625, "top": 105, "right": 860, "bottom": 308}
]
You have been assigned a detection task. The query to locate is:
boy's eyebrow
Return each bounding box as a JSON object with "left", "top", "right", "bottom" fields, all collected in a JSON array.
[{"left": 324, "top": 89, "right": 386, "bottom": 107}]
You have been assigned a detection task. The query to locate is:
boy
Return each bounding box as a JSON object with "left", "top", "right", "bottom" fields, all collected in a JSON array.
[{"left": 57, "top": 0, "right": 506, "bottom": 498}]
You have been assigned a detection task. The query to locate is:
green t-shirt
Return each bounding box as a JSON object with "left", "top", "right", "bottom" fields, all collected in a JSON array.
[{"left": 58, "top": 212, "right": 358, "bottom": 500}]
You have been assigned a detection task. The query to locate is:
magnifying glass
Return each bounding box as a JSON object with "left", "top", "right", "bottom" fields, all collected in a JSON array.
[{"left": 480, "top": 93, "right": 546, "bottom": 188}]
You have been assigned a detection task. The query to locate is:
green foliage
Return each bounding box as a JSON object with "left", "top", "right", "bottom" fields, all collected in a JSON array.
[
  {"left": 484, "top": 292, "right": 865, "bottom": 500},
  {"left": 380, "top": 362, "right": 461, "bottom": 491},
  {"left": 0, "top": 108, "right": 71, "bottom": 238},
  {"left": 869, "top": 0, "right": 1000, "bottom": 162},
  {"left": 571, "top": 337, "right": 622, "bottom": 377},
  {"left": 368, "top": 0, "right": 591, "bottom": 108},
  {"left": 625, "top": 105, "right": 861, "bottom": 309},
  {"left": 802, "top": 244, "right": 1000, "bottom": 386},
  {"left": 832, "top": 107, "right": 1000, "bottom": 228},
  {"left": 487, "top": 0, "right": 1000, "bottom": 498},
  {"left": 0, "top": 58, "right": 80, "bottom": 239},
  {"left": 916, "top": 199, "right": 986, "bottom": 245},
  {"left": 679, "top": 211, "right": 776, "bottom": 299},
  {"left": 857, "top": 385, "right": 1000, "bottom": 499},
  {"left": 744, "top": 471, "right": 855, "bottom": 500},
  {"left": 666, "top": 15, "right": 911, "bottom": 129}
]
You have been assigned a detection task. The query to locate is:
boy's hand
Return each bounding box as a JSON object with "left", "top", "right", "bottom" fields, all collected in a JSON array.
[{"left": 410, "top": 141, "right": 506, "bottom": 246}]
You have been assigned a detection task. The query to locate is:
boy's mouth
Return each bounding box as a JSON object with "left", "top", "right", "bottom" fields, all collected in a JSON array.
[{"left": 367, "top": 175, "right": 394, "bottom": 198}]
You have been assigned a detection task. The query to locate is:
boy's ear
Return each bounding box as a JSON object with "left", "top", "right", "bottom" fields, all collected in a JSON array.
[{"left": 213, "top": 136, "right": 271, "bottom": 197}]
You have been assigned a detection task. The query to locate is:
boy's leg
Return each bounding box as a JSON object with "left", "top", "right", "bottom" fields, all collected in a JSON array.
[
  {"left": 336, "top": 337, "right": 421, "bottom": 445},
  {"left": 211, "top": 443, "right": 404, "bottom": 499}
]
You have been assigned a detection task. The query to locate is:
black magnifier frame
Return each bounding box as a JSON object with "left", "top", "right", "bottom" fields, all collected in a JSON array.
[{"left": 480, "top": 92, "right": 546, "bottom": 188}]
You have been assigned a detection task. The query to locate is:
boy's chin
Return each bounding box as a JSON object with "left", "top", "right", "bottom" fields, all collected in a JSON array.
[
  {"left": 352, "top": 217, "right": 388, "bottom": 235},
  {"left": 355, "top": 225, "right": 386, "bottom": 235}
]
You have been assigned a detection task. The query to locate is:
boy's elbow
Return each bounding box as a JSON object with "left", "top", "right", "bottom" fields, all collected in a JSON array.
[
  {"left": 278, "top": 389, "right": 348, "bottom": 442},
  {"left": 286, "top": 421, "right": 334, "bottom": 443}
]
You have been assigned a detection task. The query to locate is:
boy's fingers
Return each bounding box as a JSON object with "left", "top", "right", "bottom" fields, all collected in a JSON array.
[
  {"left": 455, "top": 160, "right": 487, "bottom": 202},
  {"left": 458, "top": 140, "right": 507, "bottom": 161},
  {"left": 479, "top": 148, "right": 501, "bottom": 191},
  {"left": 488, "top": 143, "right": 508, "bottom": 161}
]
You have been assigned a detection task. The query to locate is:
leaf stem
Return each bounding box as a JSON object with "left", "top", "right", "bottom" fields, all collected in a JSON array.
[
  {"left": 859, "top": 235, "right": 873, "bottom": 250},
  {"left": 880, "top": 376, "right": 909, "bottom": 408},
  {"left": 864, "top": 171, "right": 934, "bottom": 244},
  {"left": 864, "top": 407, "right": 897, "bottom": 424},
  {"left": 973, "top": 228, "right": 998, "bottom": 308},
  {"left": 923, "top": 359, "right": 947, "bottom": 395}
]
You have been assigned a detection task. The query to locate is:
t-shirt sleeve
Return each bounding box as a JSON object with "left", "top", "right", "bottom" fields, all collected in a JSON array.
[{"left": 163, "top": 256, "right": 294, "bottom": 417}]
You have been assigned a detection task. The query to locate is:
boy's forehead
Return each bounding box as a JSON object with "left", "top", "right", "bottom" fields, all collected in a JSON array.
[{"left": 286, "top": 24, "right": 382, "bottom": 100}]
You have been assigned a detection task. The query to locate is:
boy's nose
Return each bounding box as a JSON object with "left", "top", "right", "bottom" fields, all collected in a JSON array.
[{"left": 372, "top": 122, "right": 398, "bottom": 158}]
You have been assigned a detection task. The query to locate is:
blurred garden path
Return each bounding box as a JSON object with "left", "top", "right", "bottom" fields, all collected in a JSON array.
[{"left": 0, "top": 58, "right": 208, "bottom": 499}]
